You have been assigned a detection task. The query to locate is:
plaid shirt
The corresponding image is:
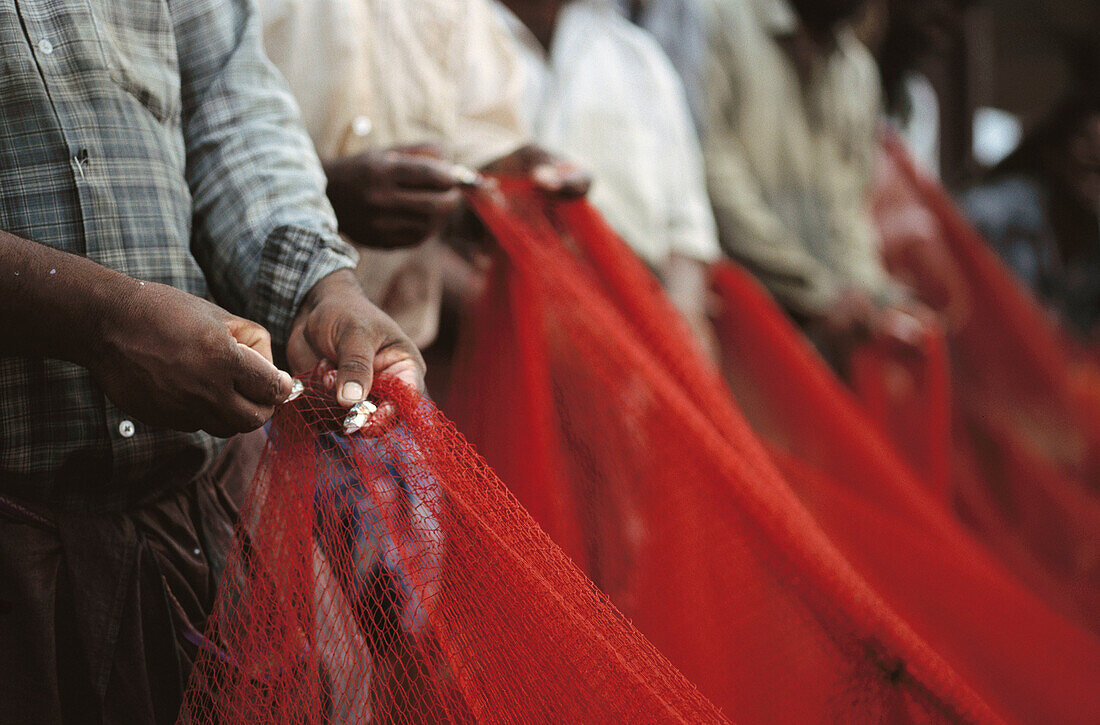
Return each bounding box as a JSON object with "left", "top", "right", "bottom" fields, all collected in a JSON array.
[{"left": 0, "top": 0, "right": 357, "bottom": 511}]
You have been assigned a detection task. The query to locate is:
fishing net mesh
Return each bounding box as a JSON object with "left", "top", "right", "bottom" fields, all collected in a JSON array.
[
  {"left": 449, "top": 180, "right": 1100, "bottom": 723},
  {"left": 709, "top": 260, "right": 1100, "bottom": 724},
  {"left": 177, "top": 168, "right": 1100, "bottom": 725},
  {"left": 177, "top": 373, "right": 728, "bottom": 724},
  {"left": 872, "top": 133, "right": 1100, "bottom": 631},
  {"left": 446, "top": 180, "right": 993, "bottom": 723}
]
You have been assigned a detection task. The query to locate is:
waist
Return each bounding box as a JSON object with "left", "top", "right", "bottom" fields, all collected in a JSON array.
[
  {"left": 0, "top": 434, "right": 224, "bottom": 514},
  {"left": 0, "top": 358, "right": 224, "bottom": 512}
]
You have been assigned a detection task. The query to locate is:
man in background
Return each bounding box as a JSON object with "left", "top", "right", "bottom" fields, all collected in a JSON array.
[
  {"left": 702, "top": 0, "right": 921, "bottom": 362},
  {"left": 495, "top": 0, "right": 722, "bottom": 356},
  {"left": 963, "top": 93, "right": 1100, "bottom": 340}
]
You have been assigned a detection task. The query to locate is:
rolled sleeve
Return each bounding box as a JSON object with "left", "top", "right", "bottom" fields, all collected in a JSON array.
[
  {"left": 251, "top": 225, "right": 358, "bottom": 347},
  {"left": 172, "top": 0, "right": 356, "bottom": 346}
]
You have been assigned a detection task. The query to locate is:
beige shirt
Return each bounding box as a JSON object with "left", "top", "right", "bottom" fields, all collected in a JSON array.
[
  {"left": 497, "top": 0, "right": 720, "bottom": 269},
  {"left": 260, "top": 0, "right": 528, "bottom": 346},
  {"left": 702, "top": 0, "right": 899, "bottom": 313}
]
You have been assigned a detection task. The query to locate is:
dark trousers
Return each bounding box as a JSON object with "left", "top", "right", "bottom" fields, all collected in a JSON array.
[{"left": 0, "top": 431, "right": 264, "bottom": 725}]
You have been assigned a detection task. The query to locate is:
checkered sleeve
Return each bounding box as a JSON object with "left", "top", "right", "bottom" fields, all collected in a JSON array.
[{"left": 171, "top": 0, "right": 357, "bottom": 347}]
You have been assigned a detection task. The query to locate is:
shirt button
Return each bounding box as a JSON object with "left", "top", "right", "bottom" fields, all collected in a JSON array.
[
  {"left": 351, "top": 115, "right": 373, "bottom": 138},
  {"left": 38, "top": 39, "right": 54, "bottom": 55},
  {"left": 118, "top": 420, "right": 135, "bottom": 438}
]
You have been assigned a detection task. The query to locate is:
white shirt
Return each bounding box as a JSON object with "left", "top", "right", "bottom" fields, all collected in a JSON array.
[
  {"left": 497, "top": 0, "right": 720, "bottom": 268},
  {"left": 259, "top": 0, "right": 529, "bottom": 346},
  {"left": 703, "top": 0, "right": 900, "bottom": 313}
]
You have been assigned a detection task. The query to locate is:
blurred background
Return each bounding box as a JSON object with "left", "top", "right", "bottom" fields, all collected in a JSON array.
[{"left": 876, "top": 0, "right": 1099, "bottom": 187}]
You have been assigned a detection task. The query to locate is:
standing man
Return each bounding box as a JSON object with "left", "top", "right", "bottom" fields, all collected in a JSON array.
[
  {"left": 494, "top": 0, "right": 723, "bottom": 356},
  {"left": 702, "top": 0, "right": 919, "bottom": 359},
  {"left": 962, "top": 94, "right": 1100, "bottom": 339},
  {"left": 0, "top": 1, "right": 422, "bottom": 722}
]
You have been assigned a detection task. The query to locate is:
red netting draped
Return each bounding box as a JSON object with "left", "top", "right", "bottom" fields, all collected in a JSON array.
[
  {"left": 872, "top": 133, "right": 1100, "bottom": 631},
  {"left": 177, "top": 374, "right": 729, "bottom": 723},
  {"left": 710, "top": 261, "right": 1100, "bottom": 724},
  {"left": 850, "top": 323, "right": 954, "bottom": 503},
  {"left": 446, "top": 180, "right": 997, "bottom": 723}
]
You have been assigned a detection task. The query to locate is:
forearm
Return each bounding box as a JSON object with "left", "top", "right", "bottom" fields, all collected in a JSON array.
[
  {"left": 662, "top": 254, "right": 720, "bottom": 360},
  {"left": 0, "top": 229, "right": 134, "bottom": 364},
  {"left": 831, "top": 202, "right": 906, "bottom": 307}
]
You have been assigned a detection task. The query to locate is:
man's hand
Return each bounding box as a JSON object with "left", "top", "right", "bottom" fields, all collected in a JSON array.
[
  {"left": 323, "top": 145, "right": 465, "bottom": 249},
  {"left": 871, "top": 300, "right": 938, "bottom": 358},
  {"left": 287, "top": 269, "right": 426, "bottom": 407},
  {"left": 482, "top": 144, "right": 592, "bottom": 198},
  {"left": 813, "top": 288, "right": 934, "bottom": 368},
  {"left": 444, "top": 144, "right": 592, "bottom": 261},
  {"left": 90, "top": 281, "right": 294, "bottom": 438},
  {"left": 806, "top": 288, "right": 882, "bottom": 370},
  {"left": 821, "top": 288, "right": 879, "bottom": 345}
]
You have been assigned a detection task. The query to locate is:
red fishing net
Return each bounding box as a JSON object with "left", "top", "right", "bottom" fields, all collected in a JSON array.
[
  {"left": 177, "top": 374, "right": 728, "bottom": 723},
  {"left": 850, "top": 318, "right": 954, "bottom": 503},
  {"left": 178, "top": 170, "right": 1100, "bottom": 724},
  {"left": 710, "top": 261, "right": 1100, "bottom": 724},
  {"left": 446, "top": 180, "right": 996, "bottom": 723},
  {"left": 872, "top": 133, "right": 1100, "bottom": 632}
]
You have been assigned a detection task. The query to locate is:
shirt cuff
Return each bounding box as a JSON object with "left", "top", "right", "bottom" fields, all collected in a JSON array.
[{"left": 248, "top": 224, "right": 359, "bottom": 349}]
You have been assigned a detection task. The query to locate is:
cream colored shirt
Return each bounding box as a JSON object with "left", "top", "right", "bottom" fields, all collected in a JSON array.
[
  {"left": 260, "top": 0, "right": 529, "bottom": 346},
  {"left": 703, "top": 0, "right": 900, "bottom": 313},
  {"left": 497, "top": 0, "right": 720, "bottom": 269}
]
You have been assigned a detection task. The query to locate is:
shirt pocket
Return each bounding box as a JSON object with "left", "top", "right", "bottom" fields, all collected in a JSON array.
[{"left": 87, "top": 0, "right": 181, "bottom": 124}]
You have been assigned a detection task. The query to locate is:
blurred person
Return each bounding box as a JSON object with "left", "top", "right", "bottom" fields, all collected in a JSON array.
[
  {"left": 0, "top": 0, "right": 424, "bottom": 722},
  {"left": 260, "top": 0, "right": 588, "bottom": 352},
  {"left": 702, "top": 0, "right": 926, "bottom": 364},
  {"left": 857, "top": 0, "right": 972, "bottom": 331},
  {"left": 857, "top": 0, "right": 965, "bottom": 178},
  {"left": 495, "top": 0, "right": 723, "bottom": 357},
  {"left": 615, "top": 0, "right": 709, "bottom": 133},
  {"left": 962, "top": 93, "right": 1100, "bottom": 339}
]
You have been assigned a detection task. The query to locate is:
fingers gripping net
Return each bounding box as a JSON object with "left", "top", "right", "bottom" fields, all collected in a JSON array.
[
  {"left": 448, "top": 181, "right": 995, "bottom": 723},
  {"left": 178, "top": 375, "right": 728, "bottom": 724}
]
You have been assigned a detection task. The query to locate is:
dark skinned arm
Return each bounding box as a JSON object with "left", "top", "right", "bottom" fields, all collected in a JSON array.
[{"left": 1, "top": 229, "right": 292, "bottom": 437}]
